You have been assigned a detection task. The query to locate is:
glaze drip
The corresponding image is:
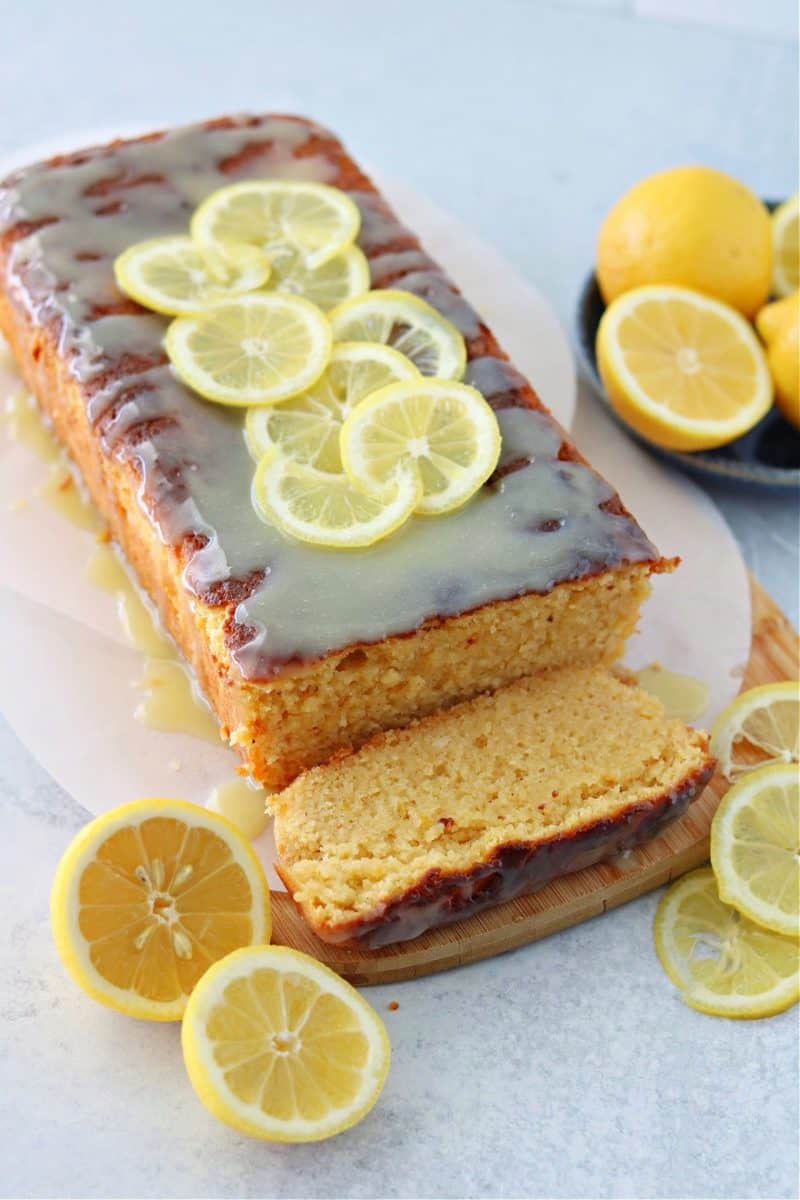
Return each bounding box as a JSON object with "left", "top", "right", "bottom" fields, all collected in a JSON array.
[{"left": 0, "top": 114, "right": 657, "bottom": 678}]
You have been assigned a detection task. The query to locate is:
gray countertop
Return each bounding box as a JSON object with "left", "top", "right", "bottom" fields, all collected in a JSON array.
[{"left": 0, "top": 2, "right": 797, "bottom": 1197}]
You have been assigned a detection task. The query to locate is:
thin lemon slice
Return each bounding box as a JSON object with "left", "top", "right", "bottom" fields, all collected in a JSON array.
[
  {"left": 166, "top": 293, "right": 332, "bottom": 407},
  {"left": 340, "top": 379, "right": 501, "bottom": 515},
  {"left": 253, "top": 453, "right": 420, "bottom": 548},
  {"left": 596, "top": 284, "right": 772, "bottom": 451},
  {"left": 710, "top": 681, "right": 799, "bottom": 781},
  {"left": 654, "top": 868, "right": 799, "bottom": 1019},
  {"left": 191, "top": 181, "right": 360, "bottom": 271},
  {"left": 182, "top": 945, "right": 390, "bottom": 1142},
  {"left": 270, "top": 245, "right": 370, "bottom": 311},
  {"left": 246, "top": 343, "right": 419, "bottom": 472},
  {"left": 113, "top": 236, "right": 270, "bottom": 316},
  {"left": 772, "top": 194, "right": 800, "bottom": 298},
  {"left": 711, "top": 763, "right": 799, "bottom": 937},
  {"left": 329, "top": 290, "right": 466, "bottom": 379},
  {"left": 50, "top": 798, "right": 271, "bottom": 1021}
]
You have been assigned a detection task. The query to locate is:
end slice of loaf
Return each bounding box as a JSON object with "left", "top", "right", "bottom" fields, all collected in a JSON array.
[{"left": 273, "top": 666, "right": 715, "bottom": 947}]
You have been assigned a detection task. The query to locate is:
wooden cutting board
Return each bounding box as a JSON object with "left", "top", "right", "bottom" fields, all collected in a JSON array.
[{"left": 271, "top": 575, "right": 798, "bottom": 986}]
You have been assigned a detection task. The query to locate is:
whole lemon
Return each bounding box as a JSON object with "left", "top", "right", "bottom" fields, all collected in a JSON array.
[
  {"left": 597, "top": 166, "right": 772, "bottom": 318},
  {"left": 756, "top": 291, "right": 799, "bottom": 429},
  {"left": 755, "top": 290, "right": 799, "bottom": 344}
]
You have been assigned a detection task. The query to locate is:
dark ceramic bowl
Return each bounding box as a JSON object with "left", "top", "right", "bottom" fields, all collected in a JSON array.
[{"left": 575, "top": 204, "right": 800, "bottom": 491}]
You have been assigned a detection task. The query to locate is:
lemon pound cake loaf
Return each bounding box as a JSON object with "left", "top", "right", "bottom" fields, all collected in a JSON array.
[
  {"left": 0, "top": 114, "right": 670, "bottom": 788},
  {"left": 273, "top": 667, "right": 715, "bottom": 946}
]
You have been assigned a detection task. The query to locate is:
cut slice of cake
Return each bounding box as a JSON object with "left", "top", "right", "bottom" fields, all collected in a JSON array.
[
  {"left": 273, "top": 667, "right": 715, "bottom": 946},
  {"left": 0, "top": 114, "right": 671, "bottom": 788}
]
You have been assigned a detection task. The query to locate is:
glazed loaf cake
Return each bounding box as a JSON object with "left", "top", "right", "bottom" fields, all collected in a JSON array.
[
  {"left": 273, "top": 666, "right": 714, "bottom": 946},
  {"left": 0, "top": 114, "right": 670, "bottom": 788}
]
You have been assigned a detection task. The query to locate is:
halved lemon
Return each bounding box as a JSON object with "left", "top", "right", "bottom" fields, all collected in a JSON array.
[
  {"left": 182, "top": 945, "right": 390, "bottom": 1142},
  {"left": 245, "top": 343, "right": 419, "bottom": 472},
  {"left": 191, "top": 181, "right": 361, "bottom": 271},
  {"left": 270, "top": 245, "right": 370, "bottom": 311},
  {"left": 772, "top": 194, "right": 800, "bottom": 298},
  {"left": 113, "top": 236, "right": 270, "bottom": 316},
  {"left": 653, "top": 867, "right": 799, "bottom": 1019},
  {"left": 329, "top": 290, "right": 466, "bottom": 379},
  {"left": 710, "top": 681, "right": 799, "bottom": 781},
  {"left": 710, "top": 763, "right": 799, "bottom": 938},
  {"left": 340, "top": 379, "right": 501, "bottom": 515},
  {"left": 50, "top": 798, "right": 271, "bottom": 1021},
  {"left": 596, "top": 285, "right": 772, "bottom": 451},
  {"left": 253, "top": 453, "right": 420, "bottom": 548},
  {"left": 165, "top": 293, "right": 332, "bottom": 407}
]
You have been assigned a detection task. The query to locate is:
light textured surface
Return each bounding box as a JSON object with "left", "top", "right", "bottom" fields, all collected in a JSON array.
[{"left": 0, "top": 3, "right": 797, "bottom": 1198}]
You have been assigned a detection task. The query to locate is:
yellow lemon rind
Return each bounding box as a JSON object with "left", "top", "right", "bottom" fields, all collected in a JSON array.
[{"left": 596, "top": 165, "right": 772, "bottom": 318}]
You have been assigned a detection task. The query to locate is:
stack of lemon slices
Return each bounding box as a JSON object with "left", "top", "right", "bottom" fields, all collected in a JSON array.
[
  {"left": 654, "top": 682, "right": 799, "bottom": 1019},
  {"left": 115, "top": 180, "right": 500, "bottom": 549}
]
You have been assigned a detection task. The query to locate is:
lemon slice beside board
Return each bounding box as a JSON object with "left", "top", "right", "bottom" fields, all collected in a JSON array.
[
  {"left": 245, "top": 342, "right": 419, "bottom": 472},
  {"left": 596, "top": 284, "right": 772, "bottom": 451},
  {"left": 253, "top": 453, "right": 421, "bottom": 548},
  {"left": 50, "top": 798, "right": 271, "bottom": 1021},
  {"left": 329, "top": 289, "right": 467, "bottom": 380},
  {"left": 182, "top": 945, "right": 390, "bottom": 1143},
  {"left": 653, "top": 867, "right": 799, "bottom": 1020},
  {"left": 340, "top": 378, "right": 501, "bottom": 515},
  {"left": 114, "top": 236, "right": 271, "bottom": 315},
  {"left": 710, "top": 681, "right": 799, "bottom": 781},
  {"left": 191, "top": 181, "right": 361, "bottom": 271},
  {"left": 166, "top": 293, "right": 332, "bottom": 407},
  {"left": 710, "top": 762, "right": 799, "bottom": 938}
]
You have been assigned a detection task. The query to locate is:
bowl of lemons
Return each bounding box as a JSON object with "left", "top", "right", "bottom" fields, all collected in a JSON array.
[{"left": 576, "top": 167, "right": 799, "bottom": 489}]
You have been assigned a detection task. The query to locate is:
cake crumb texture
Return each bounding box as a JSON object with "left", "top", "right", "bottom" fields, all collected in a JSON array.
[{"left": 273, "top": 666, "right": 714, "bottom": 945}]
